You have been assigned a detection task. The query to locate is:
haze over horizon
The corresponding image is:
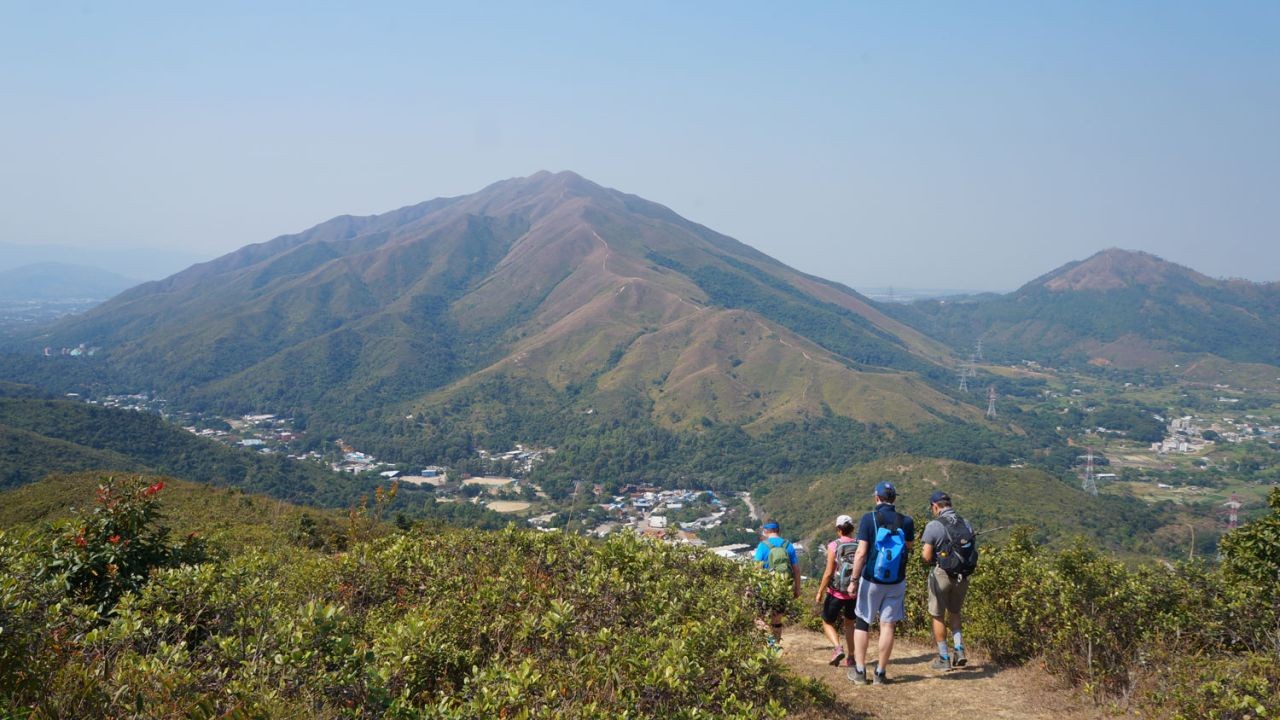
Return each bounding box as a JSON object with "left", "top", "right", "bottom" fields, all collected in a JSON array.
[{"left": 2, "top": 3, "right": 1277, "bottom": 291}]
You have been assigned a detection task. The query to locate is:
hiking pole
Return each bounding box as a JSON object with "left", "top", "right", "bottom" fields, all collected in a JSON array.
[{"left": 974, "top": 525, "right": 1012, "bottom": 537}]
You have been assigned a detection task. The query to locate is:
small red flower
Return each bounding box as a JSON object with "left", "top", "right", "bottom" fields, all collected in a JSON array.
[
  {"left": 144, "top": 481, "right": 166, "bottom": 497},
  {"left": 74, "top": 534, "right": 87, "bottom": 548},
  {"left": 108, "top": 535, "right": 121, "bottom": 544}
]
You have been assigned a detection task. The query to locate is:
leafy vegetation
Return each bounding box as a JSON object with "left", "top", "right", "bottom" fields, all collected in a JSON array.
[
  {"left": 0, "top": 473, "right": 349, "bottom": 554},
  {"left": 0, "top": 394, "right": 363, "bottom": 505},
  {"left": 33, "top": 476, "right": 206, "bottom": 615},
  {"left": 1, "top": 476, "right": 829, "bottom": 718},
  {"left": 790, "top": 488, "right": 1280, "bottom": 716},
  {"left": 950, "top": 490, "right": 1280, "bottom": 716}
]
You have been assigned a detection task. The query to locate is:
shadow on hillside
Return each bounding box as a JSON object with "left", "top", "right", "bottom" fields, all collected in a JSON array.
[{"left": 789, "top": 698, "right": 875, "bottom": 720}]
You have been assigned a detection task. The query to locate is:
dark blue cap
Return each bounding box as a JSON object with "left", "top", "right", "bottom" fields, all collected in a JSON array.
[
  {"left": 874, "top": 481, "right": 897, "bottom": 500},
  {"left": 929, "top": 490, "right": 951, "bottom": 505},
  {"left": 762, "top": 521, "right": 780, "bottom": 531}
]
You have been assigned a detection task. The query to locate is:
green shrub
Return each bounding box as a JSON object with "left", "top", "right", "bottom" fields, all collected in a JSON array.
[
  {"left": 1139, "top": 651, "right": 1280, "bottom": 719},
  {"left": 34, "top": 476, "right": 206, "bottom": 615},
  {"left": 2, "top": 525, "right": 827, "bottom": 718}
]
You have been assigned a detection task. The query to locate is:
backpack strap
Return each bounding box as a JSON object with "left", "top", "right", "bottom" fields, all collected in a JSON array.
[
  {"left": 874, "top": 507, "right": 902, "bottom": 532},
  {"left": 938, "top": 513, "right": 958, "bottom": 547}
]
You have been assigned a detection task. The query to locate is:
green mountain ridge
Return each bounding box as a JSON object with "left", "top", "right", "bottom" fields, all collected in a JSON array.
[
  {"left": 886, "top": 248, "right": 1280, "bottom": 376},
  {"left": 0, "top": 390, "right": 358, "bottom": 505},
  {"left": 22, "top": 172, "right": 978, "bottom": 454}
]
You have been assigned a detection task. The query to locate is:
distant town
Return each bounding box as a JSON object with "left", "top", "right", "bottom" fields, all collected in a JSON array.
[{"left": 71, "top": 392, "right": 771, "bottom": 559}]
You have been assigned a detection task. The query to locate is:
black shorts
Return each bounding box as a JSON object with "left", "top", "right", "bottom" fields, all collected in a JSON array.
[{"left": 822, "top": 592, "right": 857, "bottom": 624}]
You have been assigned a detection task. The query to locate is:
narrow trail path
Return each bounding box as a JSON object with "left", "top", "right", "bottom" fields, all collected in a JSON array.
[{"left": 779, "top": 627, "right": 1114, "bottom": 719}]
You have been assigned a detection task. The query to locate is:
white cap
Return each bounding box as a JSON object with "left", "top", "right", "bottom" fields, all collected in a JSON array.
[{"left": 835, "top": 514, "right": 854, "bottom": 527}]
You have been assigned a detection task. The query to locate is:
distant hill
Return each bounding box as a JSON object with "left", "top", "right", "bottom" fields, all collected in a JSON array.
[
  {"left": 0, "top": 262, "right": 139, "bottom": 302},
  {"left": 0, "top": 241, "right": 206, "bottom": 281},
  {"left": 887, "top": 248, "right": 1280, "bottom": 375},
  {"left": 0, "top": 389, "right": 360, "bottom": 505},
  {"left": 26, "top": 172, "right": 979, "bottom": 452}
]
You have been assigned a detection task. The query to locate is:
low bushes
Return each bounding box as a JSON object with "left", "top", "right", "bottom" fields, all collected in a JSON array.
[
  {"left": 1, "top": 477, "right": 826, "bottom": 718},
  {"left": 805, "top": 488, "right": 1279, "bottom": 717}
]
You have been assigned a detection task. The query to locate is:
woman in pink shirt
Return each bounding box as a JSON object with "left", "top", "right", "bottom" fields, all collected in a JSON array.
[{"left": 815, "top": 514, "right": 860, "bottom": 666}]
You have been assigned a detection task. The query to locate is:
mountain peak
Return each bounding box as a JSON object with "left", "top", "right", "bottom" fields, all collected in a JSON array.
[{"left": 1040, "top": 248, "right": 1199, "bottom": 292}]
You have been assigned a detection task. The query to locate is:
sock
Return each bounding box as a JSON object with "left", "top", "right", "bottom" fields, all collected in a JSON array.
[
  {"left": 856, "top": 665, "right": 865, "bottom": 673},
  {"left": 937, "top": 641, "right": 949, "bottom": 658},
  {"left": 953, "top": 631, "right": 963, "bottom": 650},
  {"left": 875, "top": 668, "right": 886, "bottom": 677}
]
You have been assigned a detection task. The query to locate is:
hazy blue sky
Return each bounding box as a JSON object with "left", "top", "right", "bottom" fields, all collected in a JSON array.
[{"left": 2, "top": 2, "right": 1277, "bottom": 290}]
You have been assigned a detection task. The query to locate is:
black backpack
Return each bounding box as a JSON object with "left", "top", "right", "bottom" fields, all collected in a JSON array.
[
  {"left": 935, "top": 514, "right": 978, "bottom": 578},
  {"left": 829, "top": 540, "right": 859, "bottom": 593}
]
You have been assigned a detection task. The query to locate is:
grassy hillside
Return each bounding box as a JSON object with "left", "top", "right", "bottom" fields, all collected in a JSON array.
[
  {"left": 757, "top": 457, "right": 1173, "bottom": 562},
  {"left": 1, "top": 424, "right": 146, "bottom": 487},
  {"left": 0, "top": 473, "right": 348, "bottom": 553},
  {"left": 0, "top": 393, "right": 361, "bottom": 505}
]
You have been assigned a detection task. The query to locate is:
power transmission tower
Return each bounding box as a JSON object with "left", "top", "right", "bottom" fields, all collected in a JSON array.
[
  {"left": 1082, "top": 447, "right": 1098, "bottom": 496},
  {"left": 958, "top": 352, "right": 977, "bottom": 392},
  {"left": 1220, "top": 493, "right": 1243, "bottom": 531},
  {"left": 975, "top": 337, "right": 984, "bottom": 361},
  {"left": 986, "top": 385, "right": 997, "bottom": 419}
]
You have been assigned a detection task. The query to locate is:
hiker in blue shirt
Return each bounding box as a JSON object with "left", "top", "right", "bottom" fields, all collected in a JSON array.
[
  {"left": 845, "top": 482, "right": 915, "bottom": 686},
  {"left": 753, "top": 521, "right": 801, "bottom": 643}
]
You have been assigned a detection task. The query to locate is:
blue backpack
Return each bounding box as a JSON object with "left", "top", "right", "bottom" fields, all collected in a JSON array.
[{"left": 870, "top": 509, "right": 907, "bottom": 584}]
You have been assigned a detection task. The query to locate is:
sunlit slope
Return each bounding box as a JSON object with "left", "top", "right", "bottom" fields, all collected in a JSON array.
[{"left": 37, "top": 171, "right": 976, "bottom": 432}]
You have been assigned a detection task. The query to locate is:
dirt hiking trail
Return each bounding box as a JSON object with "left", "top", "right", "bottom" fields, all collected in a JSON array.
[{"left": 779, "top": 627, "right": 1118, "bottom": 719}]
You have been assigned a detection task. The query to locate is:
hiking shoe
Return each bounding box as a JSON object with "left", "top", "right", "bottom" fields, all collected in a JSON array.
[
  {"left": 929, "top": 655, "right": 952, "bottom": 671},
  {"left": 846, "top": 667, "right": 869, "bottom": 685},
  {"left": 828, "top": 648, "right": 846, "bottom": 666},
  {"left": 873, "top": 670, "right": 888, "bottom": 685},
  {"left": 953, "top": 647, "right": 967, "bottom": 667}
]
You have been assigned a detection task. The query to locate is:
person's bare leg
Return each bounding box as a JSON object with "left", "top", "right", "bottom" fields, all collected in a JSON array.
[
  {"left": 877, "top": 621, "right": 896, "bottom": 672},
  {"left": 771, "top": 612, "right": 784, "bottom": 642},
  {"left": 821, "top": 618, "right": 842, "bottom": 649},
  {"left": 853, "top": 627, "right": 869, "bottom": 669},
  {"left": 932, "top": 615, "right": 946, "bottom": 644},
  {"left": 842, "top": 620, "right": 857, "bottom": 662}
]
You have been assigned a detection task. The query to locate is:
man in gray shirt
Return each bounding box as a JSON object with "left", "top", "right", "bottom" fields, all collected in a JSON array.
[{"left": 920, "top": 490, "right": 977, "bottom": 670}]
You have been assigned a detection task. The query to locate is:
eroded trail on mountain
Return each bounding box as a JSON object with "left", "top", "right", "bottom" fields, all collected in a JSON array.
[{"left": 779, "top": 627, "right": 1114, "bottom": 720}]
